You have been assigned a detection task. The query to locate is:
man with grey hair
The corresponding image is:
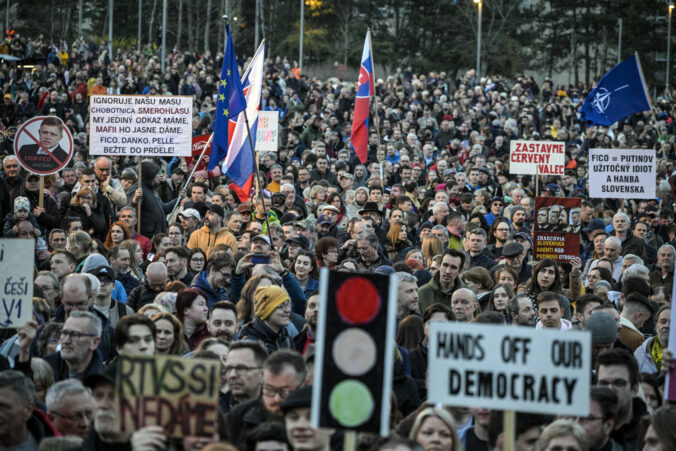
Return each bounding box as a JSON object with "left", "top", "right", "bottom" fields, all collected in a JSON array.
[
  {"left": 46, "top": 379, "right": 94, "bottom": 437},
  {"left": 620, "top": 254, "right": 644, "bottom": 274},
  {"left": 396, "top": 272, "right": 420, "bottom": 320},
  {"left": 620, "top": 264, "right": 650, "bottom": 285},
  {"left": 93, "top": 156, "right": 127, "bottom": 208},
  {"left": 45, "top": 310, "right": 104, "bottom": 381},
  {"left": 356, "top": 231, "right": 392, "bottom": 272},
  {"left": 612, "top": 211, "right": 646, "bottom": 260},
  {"left": 649, "top": 244, "right": 675, "bottom": 302},
  {"left": 601, "top": 236, "right": 623, "bottom": 282},
  {"left": 0, "top": 370, "right": 59, "bottom": 447}
]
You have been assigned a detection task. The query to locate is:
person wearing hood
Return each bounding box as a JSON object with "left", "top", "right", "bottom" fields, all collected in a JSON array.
[{"left": 130, "top": 161, "right": 181, "bottom": 237}]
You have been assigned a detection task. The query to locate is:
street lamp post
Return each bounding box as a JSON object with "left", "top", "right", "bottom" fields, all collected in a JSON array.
[
  {"left": 474, "top": 0, "right": 482, "bottom": 82},
  {"left": 668, "top": 3, "right": 674, "bottom": 90}
]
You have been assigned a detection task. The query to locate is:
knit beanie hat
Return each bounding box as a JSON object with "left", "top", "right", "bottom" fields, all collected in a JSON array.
[
  {"left": 14, "top": 196, "right": 30, "bottom": 213},
  {"left": 585, "top": 312, "right": 618, "bottom": 345},
  {"left": 254, "top": 285, "right": 290, "bottom": 320}
]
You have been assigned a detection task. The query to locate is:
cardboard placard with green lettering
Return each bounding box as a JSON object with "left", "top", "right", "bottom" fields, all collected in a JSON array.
[{"left": 115, "top": 354, "right": 220, "bottom": 438}]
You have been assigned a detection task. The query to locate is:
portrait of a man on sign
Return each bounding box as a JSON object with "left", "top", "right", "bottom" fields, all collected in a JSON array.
[{"left": 15, "top": 116, "right": 72, "bottom": 174}]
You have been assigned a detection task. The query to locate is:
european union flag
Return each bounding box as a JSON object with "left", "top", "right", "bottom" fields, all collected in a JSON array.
[
  {"left": 208, "top": 24, "right": 246, "bottom": 171},
  {"left": 578, "top": 54, "right": 651, "bottom": 126}
]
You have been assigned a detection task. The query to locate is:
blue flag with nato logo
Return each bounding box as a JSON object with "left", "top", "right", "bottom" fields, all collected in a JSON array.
[{"left": 578, "top": 54, "right": 651, "bottom": 126}]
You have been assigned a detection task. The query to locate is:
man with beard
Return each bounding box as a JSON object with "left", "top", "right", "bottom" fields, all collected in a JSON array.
[
  {"left": 207, "top": 301, "right": 238, "bottom": 344},
  {"left": 165, "top": 246, "right": 193, "bottom": 285},
  {"left": 536, "top": 291, "right": 572, "bottom": 330},
  {"left": 510, "top": 206, "right": 528, "bottom": 234},
  {"left": 634, "top": 305, "right": 670, "bottom": 374},
  {"left": 108, "top": 245, "right": 140, "bottom": 297},
  {"left": 221, "top": 341, "right": 267, "bottom": 413},
  {"left": 187, "top": 204, "right": 237, "bottom": 257},
  {"left": 295, "top": 292, "right": 319, "bottom": 355},
  {"left": 507, "top": 293, "right": 536, "bottom": 326},
  {"left": 80, "top": 369, "right": 165, "bottom": 450},
  {"left": 227, "top": 349, "right": 307, "bottom": 448},
  {"left": 396, "top": 272, "right": 420, "bottom": 320}
]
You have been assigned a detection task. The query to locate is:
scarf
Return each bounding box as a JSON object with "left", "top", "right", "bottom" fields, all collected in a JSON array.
[{"left": 651, "top": 338, "right": 664, "bottom": 370}]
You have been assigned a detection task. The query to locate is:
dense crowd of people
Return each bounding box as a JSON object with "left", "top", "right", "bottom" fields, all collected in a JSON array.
[{"left": 0, "top": 32, "right": 675, "bottom": 451}]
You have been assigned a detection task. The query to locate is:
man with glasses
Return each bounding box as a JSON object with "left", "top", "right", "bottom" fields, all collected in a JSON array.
[
  {"left": 43, "top": 311, "right": 105, "bottom": 382},
  {"left": 46, "top": 379, "right": 94, "bottom": 438},
  {"left": 573, "top": 386, "right": 620, "bottom": 451},
  {"left": 188, "top": 251, "right": 233, "bottom": 305},
  {"left": 88, "top": 265, "right": 133, "bottom": 328},
  {"left": 595, "top": 348, "right": 646, "bottom": 449},
  {"left": 221, "top": 341, "right": 268, "bottom": 413},
  {"left": 240, "top": 285, "right": 293, "bottom": 354},
  {"left": 227, "top": 349, "right": 306, "bottom": 448},
  {"left": 498, "top": 241, "right": 532, "bottom": 286},
  {"left": 93, "top": 156, "right": 126, "bottom": 208}
]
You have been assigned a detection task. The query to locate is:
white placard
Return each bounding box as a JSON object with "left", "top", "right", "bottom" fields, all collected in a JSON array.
[
  {"left": 589, "top": 148, "right": 656, "bottom": 199},
  {"left": 428, "top": 322, "right": 591, "bottom": 416},
  {"left": 0, "top": 239, "right": 35, "bottom": 328},
  {"left": 509, "top": 140, "right": 565, "bottom": 175},
  {"left": 89, "top": 95, "right": 193, "bottom": 156},
  {"left": 255, "top": 111, "right": 279, "bottom": 152}
]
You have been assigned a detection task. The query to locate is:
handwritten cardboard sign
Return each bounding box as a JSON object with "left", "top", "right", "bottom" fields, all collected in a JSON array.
[
  {"left": 0, "top": 239, "right": 34, "bottom": 328},
  {"left": 115, "top": 354, "right": 220, "bottom": 438}
]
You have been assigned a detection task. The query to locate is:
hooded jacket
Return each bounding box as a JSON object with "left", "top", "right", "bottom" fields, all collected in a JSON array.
[
  {"left": 187, "top": 225, "right": 237, "bottom": 258},
  {"left": 190, "top": 271, "right": 228, "bottom": 308},
  {"left": 131, "top": 162, "right": 177, "bottom": 237}
]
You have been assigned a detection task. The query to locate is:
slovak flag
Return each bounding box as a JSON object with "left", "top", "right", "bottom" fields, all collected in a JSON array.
[
  {"left": 222, "top": 41, "right": 266, "bottom": 199},
  {"left": 350, "top": 30, "right": 374, "bottom": 164}
]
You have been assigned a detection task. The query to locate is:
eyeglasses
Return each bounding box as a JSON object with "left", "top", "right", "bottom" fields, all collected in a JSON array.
[
  {"left": 60, "top": 330, "right": 97, "bottom": 341},
  {"left": 263, "top": 383, "right": 301, "bottom": 399},
  {"left": 49, "top": 410, "right": 93, "bottom": 423},
  {"left": 495, "top": 228, "right": 510, "bottom": 232},
  {"left": 98, "top": 278, "right": 114, "bottom": 286},
  {"left": 276, "top": 301, "right": 292, "bottom": 311},
  {"left": 224, "top": 365, "right": 261, "bottom": 376},
  {"left": 597, "top": 378, "right": 628, "bottom": 389},
  {"left": 191, "top": 257, "right": 206, "bottom": 263}
]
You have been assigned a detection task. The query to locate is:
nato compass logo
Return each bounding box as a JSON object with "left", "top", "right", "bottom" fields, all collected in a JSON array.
[{"left": 591, "top": 84, "right": 629, "bottom": 114}]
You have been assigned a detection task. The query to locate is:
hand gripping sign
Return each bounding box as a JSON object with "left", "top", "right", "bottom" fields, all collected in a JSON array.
[{"left": 14, "top": 116, "right": 73, "bottom": 175}]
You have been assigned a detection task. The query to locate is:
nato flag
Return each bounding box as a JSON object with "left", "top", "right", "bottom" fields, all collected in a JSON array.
[{"left": 578, "top": 54, "right": 651, "bottom": 126}]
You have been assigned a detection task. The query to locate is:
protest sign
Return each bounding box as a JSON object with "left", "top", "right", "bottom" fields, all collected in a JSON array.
[
  {"left": 428, "top": 322, "right": 591, "bottom": 416},
  {"left": 255, "top": 111, "right": 279, "bottom": 152},
  {"left": 115, "top": 354, "right": 220, "bottom": 438},
  {"left": 186, "top": 134, "right": 212, "bottom": 173},
  {"left": 0, "top": 239, "right": 34, "bottom": 328},
  {"left": 533, "top": 197, "right": 581, "bottom": 262},
  {"left": 509, "top": 140, "right": 565, "bottom": 175},
  {"left": 312, "top": 269, "right": 397, "bottom": 436},
  {"left": 589, "top": 148, "right": 656, "bottom": 199},
  {"left": 14, "top": 116, "right": 73, "bottom": 175},
  {"left": 89, "top": 95, "right": 193, "bottom": 156}
]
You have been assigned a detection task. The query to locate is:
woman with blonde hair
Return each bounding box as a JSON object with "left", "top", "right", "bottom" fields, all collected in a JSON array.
[
  {"left": 152, "top": 312, "right": 189, "bottom": 355},
  {"left": 409, "top": 407, "right": 461, "bottom": 451},
  {"left": 65, "top": 186, "right": 107, "bottom": 239},
  {"left": 66, "top": 230, "right": 96, "bottom": 272},
  {"left": 421, "top": 236, "right": 444, "bottom": 268},
  {"left": 536, "top": 419, "right": 587, "bottom": 451}
]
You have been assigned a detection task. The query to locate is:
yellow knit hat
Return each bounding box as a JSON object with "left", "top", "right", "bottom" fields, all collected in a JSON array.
[{"left": 254, "top": 285, "right": 290, "bottom": 320}]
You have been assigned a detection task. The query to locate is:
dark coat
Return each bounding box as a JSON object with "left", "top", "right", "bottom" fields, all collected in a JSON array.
[
  {"left": 132, "top": 161, "right": 177, "bottom": 237},
  {"left": 127, "top": 281, "right": 158, "bottom": 312},
  {"left": 239, "top": 318, "right": 293, "bottom": 355},
  {"left": 43, "top": 349, "right": 106, "bottom": 382},
  {"left": 226, "top": 398, "right": 279, "bottom": 449},
  {"left": 18, "top": 143, "right": 69, "bottom": 173},
  {"left": 73, "top": 426, "right": 132, "bottom": 451},
  {"left": 65, "top": 204, "right": 108, "bottom": 240},
  {"left": 191, "top": 271, "right": 228, "bottom": 308}
]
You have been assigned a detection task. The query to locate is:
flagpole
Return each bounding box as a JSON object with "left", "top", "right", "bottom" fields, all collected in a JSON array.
[
  {"left": 166, "top": 133, "right": 214, "bottom": 224},
  {"left": 367, "top": 29, "right": 383, "bottom": 147}
]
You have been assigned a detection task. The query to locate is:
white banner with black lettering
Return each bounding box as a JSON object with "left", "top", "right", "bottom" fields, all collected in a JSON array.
[
  {"left": 428, "top": 322, "right": 591, "bottom": 415},
  {"left": 589, "top": 148, "right": 656, "bottom": 199},
  {"left": 89, "top": 94, "right": 193, "bottom": 156}
]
